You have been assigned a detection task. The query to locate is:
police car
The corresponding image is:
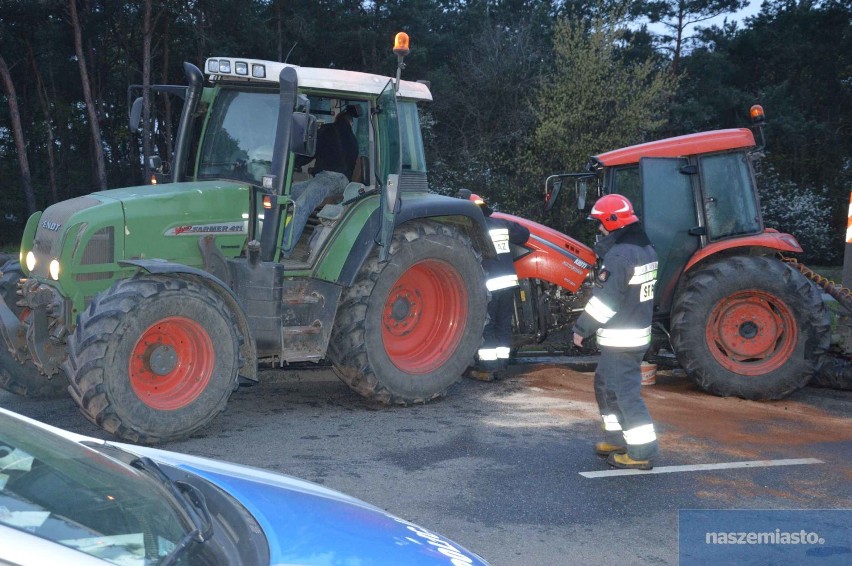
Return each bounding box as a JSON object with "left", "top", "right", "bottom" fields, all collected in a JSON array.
[{"left": 0, "top": 407, "right": 489, "bottom": 565}]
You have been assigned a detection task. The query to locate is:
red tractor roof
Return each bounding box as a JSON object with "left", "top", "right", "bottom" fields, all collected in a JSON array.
[{"left": 593, "top": 128, "right": 756, "bottom": 167}]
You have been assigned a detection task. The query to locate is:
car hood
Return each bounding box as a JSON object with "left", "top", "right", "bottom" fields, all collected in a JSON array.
[{"left": 123, "top": 443, "right": 489, "bottom": 566}]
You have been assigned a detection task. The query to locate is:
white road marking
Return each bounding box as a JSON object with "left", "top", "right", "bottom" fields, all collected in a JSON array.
[{"left": 580, "top": 458, "right": 824, "bottom": 478}]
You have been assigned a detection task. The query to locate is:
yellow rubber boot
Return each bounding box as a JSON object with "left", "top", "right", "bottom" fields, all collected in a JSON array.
[
  {"left": 594, "top": 442, "right": 626, "bottom": 457},
  {"left": 464, "top": 368, "right": 495, "bottom": 382},
  {"left": 607, "top": 452, "right": 653, "bottom": 470}
]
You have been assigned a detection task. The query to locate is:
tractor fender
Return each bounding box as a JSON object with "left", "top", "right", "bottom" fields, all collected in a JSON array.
[
  {"left": 336, "top": 196, "right": 493, "bottom": 287},
  {"left": 118, "top": 259, "right": 258, "bottom": 382},
  {"left": 683, "top": 230, "right": 802, "bottom": 273},
  {"left": 0, "top": 260, "right": 24, "bottom": 355}
]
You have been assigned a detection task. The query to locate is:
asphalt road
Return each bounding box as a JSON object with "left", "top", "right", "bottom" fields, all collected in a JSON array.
[{"left": 2, "top": 364, "right": 850, "bottom": 565}]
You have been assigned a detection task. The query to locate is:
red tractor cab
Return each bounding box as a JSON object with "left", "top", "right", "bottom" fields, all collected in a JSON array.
[{"left": 539, "top": 107, "right": 830, "bottom": 400}]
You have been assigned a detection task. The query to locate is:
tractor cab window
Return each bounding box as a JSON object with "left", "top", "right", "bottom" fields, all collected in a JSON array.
[
  {"left": 699, "top": 152, "right": 761, "bottom": 241},
  {"left": 294, "top": 97, "right": 369, "bottom": 184},
  {"left": 398, "top": 102, "right": 426, "bottom": 174},
  {"left": 197, "top": 89, "right": 279, "bottom": 185},
  {"left": 609, "top": 166, "right": 643, "bottom": 219}
]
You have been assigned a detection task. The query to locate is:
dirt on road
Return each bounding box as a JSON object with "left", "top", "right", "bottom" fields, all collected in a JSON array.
[{"left": 517, "top": 365, "right": 852, "bottom": 466}]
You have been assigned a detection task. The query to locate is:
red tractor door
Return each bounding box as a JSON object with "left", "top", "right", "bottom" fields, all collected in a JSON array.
[{"left": 638, "top": 157, "right": 701, "bottom": 316}]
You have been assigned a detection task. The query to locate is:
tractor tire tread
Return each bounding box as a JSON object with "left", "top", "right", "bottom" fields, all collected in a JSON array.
[
  {"left": 328, "top": 219, "right": 487, "bottom": 405},
  {"left": 64, "top": 275, "right": 241, "bottom": 444},
  {"left": 670, "top": 256, "right": 830, "bottom": 400}
]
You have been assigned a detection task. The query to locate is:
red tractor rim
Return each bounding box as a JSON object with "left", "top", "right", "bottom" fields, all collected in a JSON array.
[
  {"left": 129, "top": 316, "right": 215, "bottom": 410},
  {"left": 382, "top": 259, "right": 468, "bottom": 374},
  {"left": 705, "top": 290, "right": 798, "bottom": 376}
]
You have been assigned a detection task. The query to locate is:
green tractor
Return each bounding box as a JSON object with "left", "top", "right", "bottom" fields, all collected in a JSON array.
[{"left": 0, "top": 36, "right": 491, "bottom": 443}]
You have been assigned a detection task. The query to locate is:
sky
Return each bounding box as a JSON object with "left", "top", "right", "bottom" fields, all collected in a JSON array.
[
  {"left": 693, "top": 0, "right": 763, "bottom": 31},
  {"left": 646, "top": 0, "right": 764, "bottom": 37}
]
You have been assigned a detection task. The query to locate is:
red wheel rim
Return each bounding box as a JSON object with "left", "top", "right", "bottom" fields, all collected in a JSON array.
[
  {"left": 382, "top": 259, "right": 469, "bottom": 374},
  {"left": 705, "top": 290, "right": 798, "bottom": 376},
  {"left": 129, "top": 316, "right": 215, "bottom": 410}
]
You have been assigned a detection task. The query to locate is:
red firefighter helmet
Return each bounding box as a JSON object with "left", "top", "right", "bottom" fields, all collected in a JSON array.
[{"left": 589, "top": 194, "right": 639, "bottom": 231}]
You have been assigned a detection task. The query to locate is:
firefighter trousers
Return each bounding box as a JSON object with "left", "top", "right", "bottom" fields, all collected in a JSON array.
[
  {"left": 594, "top": 347, "right": 658, "bottom": 461},
  {"left": 477, "top": 287, "right": 515, "bottom": 371}
]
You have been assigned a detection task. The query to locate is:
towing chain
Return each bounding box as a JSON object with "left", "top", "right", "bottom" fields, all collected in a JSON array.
[{"left": 780, "top": 255, "right": 852, "bottom": 314}]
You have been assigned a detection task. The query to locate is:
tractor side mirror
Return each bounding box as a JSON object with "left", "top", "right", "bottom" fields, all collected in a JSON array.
[
  {"left": 295, "top": 94, "right": 310, "bottom": 113},
  {"left": 145, "top": 156, "right": 171, "bottom": 185},
  {"left": 544, "top": 178, "right": 562, "bottom": 213},
  {"left": 290, "top": 112, "right": 317, "bottom": 157},
  {"left": 577, "top": 179, "right": 588, "bottom": 210},
  {"left": 545, "top": 174, "right": 595, "bottom": 212},
  {"left": 129, "top": 97, "right": 143, "bottom": 132},
  {"left": 385, "top": 173, "right": 400, "bottom": 213}
]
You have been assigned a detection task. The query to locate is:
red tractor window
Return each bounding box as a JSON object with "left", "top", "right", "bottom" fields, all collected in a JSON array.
[{"left": 699, "top": 152, "right": 762, "bottom": 241}]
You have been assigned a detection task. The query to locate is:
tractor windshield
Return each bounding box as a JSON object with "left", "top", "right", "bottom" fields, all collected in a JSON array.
[
  {"left": 699, "top": 152, "right": 762, "bottom": 240},
  {"left": 197, "top": 89, "right": 279, "bottom": 185}
]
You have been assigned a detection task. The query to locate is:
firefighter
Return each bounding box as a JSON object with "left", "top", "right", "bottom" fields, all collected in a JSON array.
[
  {"left": 572, "top": 194, "right": 659, "bottom": 470},
  {"left": 457, "top": 190, "right": 530, "bottom": 381}
]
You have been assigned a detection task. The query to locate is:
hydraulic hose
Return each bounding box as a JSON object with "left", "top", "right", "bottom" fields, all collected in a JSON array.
[{"left": 780, "top": 255, "right": 852, "bottom": 314}]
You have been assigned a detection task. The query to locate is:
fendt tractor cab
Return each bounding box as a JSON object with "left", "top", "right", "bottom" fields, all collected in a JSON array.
[
  {"left": 537, "top": 105, "right": 830, "bottom": 400},
  {"left": 0, "top": 34, "right": 492, "bottom": 443}
]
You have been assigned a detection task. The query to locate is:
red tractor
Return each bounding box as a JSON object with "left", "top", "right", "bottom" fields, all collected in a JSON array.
[{"left": 497, "top": 106, "right": 832, "bottom": 400}]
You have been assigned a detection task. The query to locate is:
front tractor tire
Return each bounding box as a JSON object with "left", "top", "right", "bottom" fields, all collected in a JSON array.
[
  {"left": 64, "top": 275, "right": 242, "bottom": 444},
  {"left": 670, "top": 256, "right": 830, "bottom": 400},
  {"left": 0, "top": 262, "right": 66, "bottom": 398},
  {"left": 329, "top": 220, "right": 488, "bottom": 404}
]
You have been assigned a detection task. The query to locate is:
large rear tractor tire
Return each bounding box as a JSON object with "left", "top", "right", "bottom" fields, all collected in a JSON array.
[
  {"left": 64, "top": 275, "right": 242, "bottom": 444},
  {"left": 670, "top": 256, "right": 830, "bottom": 400},
  {"left": 0, "top": 261, "right": 66, "bottom": 398},
  {"left": 328, "top": 220, "right": 488, "bottom": 404}
]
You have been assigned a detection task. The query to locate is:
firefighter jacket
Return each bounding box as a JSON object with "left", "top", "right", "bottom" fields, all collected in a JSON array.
[
  {"left": 572, "top": 222, "right": 657, "bottom": 349},
  {"left": 483, "top": 215, "right": 530, "bottom": 291}
]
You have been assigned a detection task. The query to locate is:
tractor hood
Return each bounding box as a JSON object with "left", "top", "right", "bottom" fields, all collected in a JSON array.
[
  {"left": 95, "top": 180, "right": 251, "bottom": 257},
  {"left": 492, "top": 211, "right": 596, "bottom": 293},
  {"left": 25, "top": 180, "right": 251, "bottom": 280}
]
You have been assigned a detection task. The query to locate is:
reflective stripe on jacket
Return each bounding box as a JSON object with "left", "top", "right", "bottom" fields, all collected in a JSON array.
[
  {"left": 572, "top": 222, "right": 657, "bottom": 350},
  {"left": 483, "top": 216, "right": 530, "bottom": 291}
]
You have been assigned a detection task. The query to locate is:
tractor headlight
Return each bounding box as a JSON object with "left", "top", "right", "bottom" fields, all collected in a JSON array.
[
  {"left": 25, "top": 251, "right": 36, "bottom": 271},
  {"left": 49, "top": 259, "right": 60, "bottom": 280}
]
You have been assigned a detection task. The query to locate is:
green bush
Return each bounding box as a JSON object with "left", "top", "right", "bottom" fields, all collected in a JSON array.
[{"left": 758, "top": 169, "right": 842, "bottom": 265}]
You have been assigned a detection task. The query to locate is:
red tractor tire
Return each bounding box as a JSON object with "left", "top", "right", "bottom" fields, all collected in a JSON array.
[
  {"left": 670, "top": 255, "right": 830, "bottom": 400},
  {"left": 64, "top": 275, "right": 243, "bottom": 444},
  {"left": 328, "top": 220, "right": 488, "bottom": 404}
]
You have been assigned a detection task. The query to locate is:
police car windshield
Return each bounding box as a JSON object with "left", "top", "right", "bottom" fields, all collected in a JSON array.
[{"left": 0, "top": 411, "right": 193, "bottom": 564}]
